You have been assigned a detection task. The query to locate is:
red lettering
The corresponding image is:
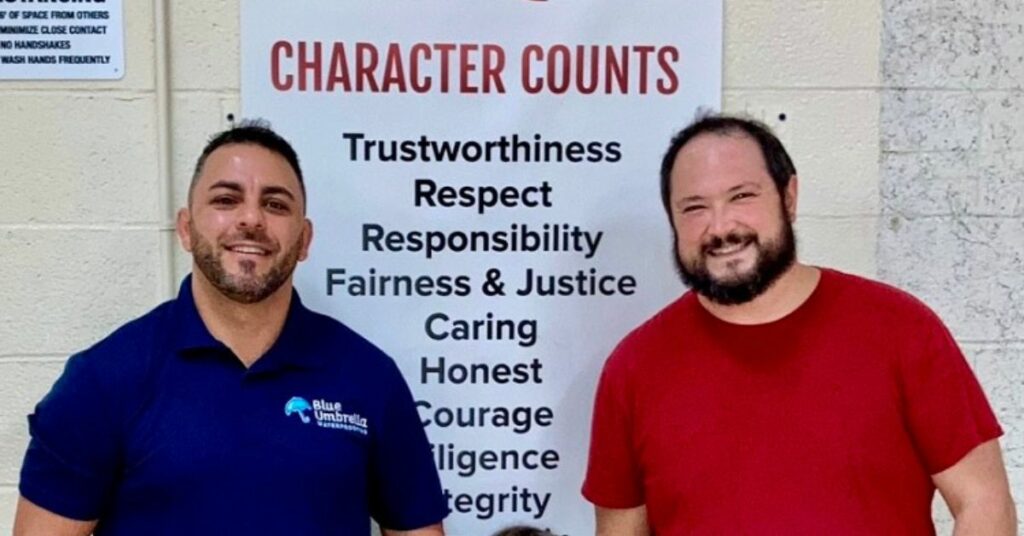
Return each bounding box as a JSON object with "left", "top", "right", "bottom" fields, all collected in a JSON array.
[
  {"left": 326, "top": 42, "right": 351, "bottom": 92},
  {"left": 575, "top": 45, "right": 599, "bottom": 95},
  {"left": 547, "top": 44, "right": 571, "bottom": 94},
  {"left": 481, "top": 44, "right": 506, "bottom": 93},
  {"left": 521, "top": 44, "right": 543, "bottom": 94},
  {"left": 657, "top": 46, "right": 680, "bottom": 94},
  {"left": 381, "top": 43, "right": 407, "bottom": 92},
  {"left": 271, "top": 40, "right": 293, "bottom": 91},
  {"left": 355, "top": 42, "right": 380, "bottom": 92},
  {"left": 434, "top": 43, "right": 456, "bottom": 93},
  {"left": 267, "top": 41, "right": 515, "bottom": 95},
  {"left": 410, "top": 43, "right": 431, "bottom": 93},
  {"left": 459, "top": 43, "right": 478, "bottom": 93},
  {"left": 606, "top": 45, "right": 629, "bottom": 94},
  {"left": 633, "top": 45, "right": 655, "bottom": 94},
  {"left": 297, "top": 41, "right": 322, "bottom": 92}
]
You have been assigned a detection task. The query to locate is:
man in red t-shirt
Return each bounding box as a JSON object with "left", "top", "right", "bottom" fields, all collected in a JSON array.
[{"left": 582, "top": 115, "right": 1017, "bottom": 535}]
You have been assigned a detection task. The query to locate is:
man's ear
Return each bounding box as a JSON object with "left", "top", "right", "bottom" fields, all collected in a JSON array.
[
  {"left": 298, "top": 218, "right": 313, "bottom": 262},
  {"left": 176, "top": 208, "right": 193, "bottom": 252},
  {"left": 784, "top": 175, "right": 798, "bottom": 222}
]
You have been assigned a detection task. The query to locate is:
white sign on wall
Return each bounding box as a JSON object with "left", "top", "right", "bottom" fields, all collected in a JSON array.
[
  {"left": 243, "top": 2, "right": 721, "bottom": 534},
  {"left": 0, "top": 0, "right": 123, "bottom": 80}
]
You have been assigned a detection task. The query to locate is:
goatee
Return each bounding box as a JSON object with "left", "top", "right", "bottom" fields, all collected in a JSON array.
[{"left": 190, "top": 223, "right": 303, "bottom": 304}]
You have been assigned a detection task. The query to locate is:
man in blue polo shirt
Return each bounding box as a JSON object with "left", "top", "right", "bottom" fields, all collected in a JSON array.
[{"left": 14, "top": 121, "right": 448, "bottom": 535}]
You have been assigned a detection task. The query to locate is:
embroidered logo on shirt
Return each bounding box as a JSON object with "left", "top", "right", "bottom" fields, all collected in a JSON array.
[
  {"left": 284, "top": 396, "right": 369, "bottom": 435},
  {"left": 284, "top": 396, "right": 313, "bottom": 423}
]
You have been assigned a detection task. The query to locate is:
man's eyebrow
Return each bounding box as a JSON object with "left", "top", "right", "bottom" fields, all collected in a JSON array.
[
  {"left": 206, "top": 181, "right": 297, "bottom": 202},
  {"left": 262, "top": 185, "right": 297, "bottom": 201},
  {"left": 676, "top": 194, "right": 706, "bottom": 205},
  {"left": 675, "top": 181, "right": 765, "bottom": 206},
  {"left": 208, "top": 180, "right": 243, "bottom": 193},
  {"left": 728, "top": 181, "right": 763, "bottom": 192}
]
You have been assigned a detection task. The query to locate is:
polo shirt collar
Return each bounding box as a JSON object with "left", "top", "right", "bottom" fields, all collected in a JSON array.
[{"left": 170, "top": 275, "right": 324, "bottom": 372}]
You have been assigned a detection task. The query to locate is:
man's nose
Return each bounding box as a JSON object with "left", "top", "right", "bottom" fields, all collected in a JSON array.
[
  {"left": 706, "top": 205, "right": 735, "bottom": 238},
  {"left": 236, "top": 200, "right": 265, "bottom": 229}
]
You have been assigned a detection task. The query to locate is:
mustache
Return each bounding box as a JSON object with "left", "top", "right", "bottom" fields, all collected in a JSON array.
[
  {"left": 222, "top": 228, "right": 277, "bottom": 250},
  {"left": 701, "top": 232, "right": 756, "bottom": 255},
  {"left": 231, "top": 229, "right": 272, "bottom": 242}
]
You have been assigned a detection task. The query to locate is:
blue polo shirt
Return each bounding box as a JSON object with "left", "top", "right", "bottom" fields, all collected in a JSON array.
[{"left": 20, "top": 276, "right": 447, "bottom": 535}]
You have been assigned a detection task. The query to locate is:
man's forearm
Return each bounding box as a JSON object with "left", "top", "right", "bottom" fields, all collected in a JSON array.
[{"left": 13, "top": 496, "right": 97, "bottom": 536}]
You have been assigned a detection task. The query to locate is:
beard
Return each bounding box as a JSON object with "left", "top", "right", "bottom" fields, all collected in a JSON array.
[
  {"left": 190, "top": 222, "right": 304, "bottom": 304},
  {"left": 674, "top": 217, "right": 796, "bottom": 306}
]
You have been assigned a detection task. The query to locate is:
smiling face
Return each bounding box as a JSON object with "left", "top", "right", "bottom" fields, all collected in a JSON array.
[
  {"left": 177, "top": 143, "right": 312, "bottom": 304},
  {"left": 668, "top": 132, "right": 797, "bottom": 305}
]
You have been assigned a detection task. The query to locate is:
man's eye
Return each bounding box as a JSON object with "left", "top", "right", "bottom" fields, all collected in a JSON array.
[
  {"left": 681, "top": 205, "right": 706, "bottom": 214},
  {"left": 265, "top": 199, "right": 290, "bottom": 212},
  {"left": 212, "top": 196, "right": 237, "bottom": 205},
  {"left": 732, "top": 192, "right": 756, "bottom": 201}
]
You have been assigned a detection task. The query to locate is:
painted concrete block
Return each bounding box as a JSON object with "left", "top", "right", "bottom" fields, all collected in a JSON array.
[
  {"left": 981, "top": 90, "right": 1024, "bottom": 153},
  {"left": 884, "top": 0, "right": 1024, "bottom": 89},
  {"left": 170, "top": 0, "right": 240, "bottom": 91},
  {"left": 725, "top": 90, "right": 881, "bottom": 217},
  {"left": 170, "top": 93, "right": 238, "bottom": 206},
  {"left": 0, "top": 487, "right": 17, "bottom": 535},
  {"left": 931, "top": 495, "right": 954, "bottom": 535},
  {"left": 938, "top": 0, "right": 1024, "bottom": 23},
  {"left": 977, "top": 151, "right": 1024, "bottom": 217},
  {"left": 0, "top": 360, "right": 66, "bottom": 486},
  {"left": 882, "top": 149, "right": 1024, "bottom": 218},
  {"left": 930, "top": 12, "right": 1024, "bottom": 91},
  {"left": 0, "top": 95, "right": 159, "bottom": 224},
  {"left": 0, "top": 230, "right": 164, "bottom": 356},
  {"left": 881, "top": 90, "right": 983, "bottom": 153},
  {"left": 881, "top": 0, "right": 933, "bottom": 88},
  {"left": 796, "top": 216, "right": 877, "bottom": 278},
  {"left": 878, "top": 215, "right": 1024, "bottom": 341},
  {"left": 967, "top": 344, "right": 1024, "bottom": 433},
  {"left": 725, "top": 0, "right": 880, "bottom": 88},
  {"left": 880, "top": 151, "right": 978, "bottom": 217}
]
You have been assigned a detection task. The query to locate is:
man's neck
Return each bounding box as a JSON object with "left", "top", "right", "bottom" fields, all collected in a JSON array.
[
  {"left": 190, "top": 273, "right": 292, "bottom": 368},
  {"left": 696, "top": 262, "right": 821, "bottom": 325}
]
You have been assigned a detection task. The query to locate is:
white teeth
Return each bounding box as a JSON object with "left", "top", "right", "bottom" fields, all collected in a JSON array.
[
  {"left": 230, "top": 246, "right": 268, "bottom": 255},
  {"left": 710, "top": 243, "right": 745, "bottom": 256}
]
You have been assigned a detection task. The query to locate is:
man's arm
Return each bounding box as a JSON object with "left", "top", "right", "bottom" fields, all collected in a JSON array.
[
  {"left": 381, "top": 522, "right": 444, "bottom": 536},
  {"left": 933, "top": 438, "right": 1017, "bottom": 536},
  {"left": 13, "top": 496, "right": 97, "bottom": 536},
  {"left": 595, "top": 505, "right": 649, "bottom": 536}
]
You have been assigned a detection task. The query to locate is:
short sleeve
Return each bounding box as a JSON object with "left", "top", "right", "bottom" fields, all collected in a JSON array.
[
  {"left": 900, "top": 315, "right": 1003, "bottom": 475},
  {"left": 367, "top": 363, "right": 447, "bottom": 530},
  {"left": 19, "top": 352, "right": 122, "bottom": 520},
  {"left": 582, "top": 343, "right": 644, "bottom": 508}
]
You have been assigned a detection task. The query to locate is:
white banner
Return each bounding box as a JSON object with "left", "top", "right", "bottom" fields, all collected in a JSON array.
[{"left": 243, "top": 2, "right": 721, "bottom": 534}]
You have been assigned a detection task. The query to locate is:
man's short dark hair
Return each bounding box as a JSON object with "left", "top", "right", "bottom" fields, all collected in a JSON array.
[
  {"left": 659, "top": 113, "right": 797, "bottom": 216},
  {"left": 189, "top": 119, "right": 305, "bottom": 206},
  {"left": 490, "top": 525, "right": 555, "bottom": 536}
]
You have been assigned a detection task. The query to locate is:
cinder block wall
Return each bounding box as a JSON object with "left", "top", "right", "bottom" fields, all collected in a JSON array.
[
  {"left": 880, "top": 0, "right": 1024, "bottom": 530},
  {"left": 2, "top": 1, "right": 1019, "bottom": 532},
  {"left": 724, "top": 1, "right": 882, "bottom": 276},
  {"left": 0, "top": 1, "right": 168, "bottom": 526}
]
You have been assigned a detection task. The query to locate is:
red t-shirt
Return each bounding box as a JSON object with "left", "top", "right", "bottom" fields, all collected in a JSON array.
[{"left": 582, "top": 269, "right": 1002, "bottom": 535}]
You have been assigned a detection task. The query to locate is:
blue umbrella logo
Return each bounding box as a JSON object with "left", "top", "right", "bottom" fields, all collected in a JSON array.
[{"left": 284, "top": 396, "right": 313, "bottom": 424}]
